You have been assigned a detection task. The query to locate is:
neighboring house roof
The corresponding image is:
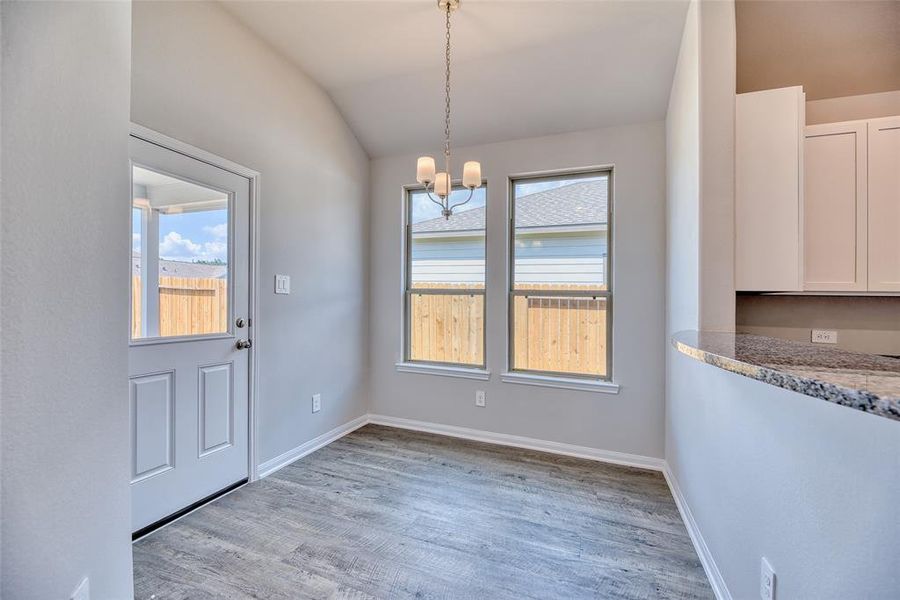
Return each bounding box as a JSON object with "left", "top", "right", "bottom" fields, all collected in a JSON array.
[
  {"left": 412, "top": 180, "right": 607, "bottom": 234},
  {"left": 132, "top": 252, "right": 227, "bottom": 279}
]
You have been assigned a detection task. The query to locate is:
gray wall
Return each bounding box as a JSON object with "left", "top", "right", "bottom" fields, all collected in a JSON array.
[
  {"left": 1, "top": 2, "right": 134, "bottom": 598},
  {"left": 666, "top": 2, "right": 900, "bottom": 597},
  {"left": 370, "top": 123, "right": 668, "bottom": 459},
  {"left": 132, "top": 1, "right": 370, "bottom": 467}
]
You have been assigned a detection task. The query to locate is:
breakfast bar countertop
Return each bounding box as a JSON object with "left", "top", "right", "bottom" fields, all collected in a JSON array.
[{"left": 672, "top": 330, "right": 900, "bottom": 422}]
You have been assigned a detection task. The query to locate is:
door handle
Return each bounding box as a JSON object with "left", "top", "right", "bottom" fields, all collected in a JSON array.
[{"left": 236, "top": 339, "right": 252, "bottom": 350}]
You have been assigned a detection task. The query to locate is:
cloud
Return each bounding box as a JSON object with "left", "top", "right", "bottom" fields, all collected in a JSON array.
[
  {"left": 132, "top": 233, "right": 141, "bottom": 251},
  {"left": 159, "top": 231, "right": 227, "bottom": 262},
  {"left": 203, "top": 223, "right": 228, "bottom": 238}
]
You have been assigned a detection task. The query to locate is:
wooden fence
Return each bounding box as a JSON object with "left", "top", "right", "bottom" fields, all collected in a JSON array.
[
  {"left": 132, "top": 276, "right": 228, "bottom": 338},
  {"left": 409, "top": 283, "right": 607, "bottom": 376}
]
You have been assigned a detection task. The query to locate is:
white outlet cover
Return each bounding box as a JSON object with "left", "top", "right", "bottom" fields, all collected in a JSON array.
[
  {"left": 760, "top": 557, "right": 775, "bottom": 600},
  {"left": 312, "top": 393, "right": 321, "bottom": 413},
  {"left": 811, "top": 329, "right": 838, "bottom": 344},
  {"left": 71, "top": 577, "right": 90, "bottom": 600},
  {"left": 475, "top": 390, "right": 486, "bottom": 407}
]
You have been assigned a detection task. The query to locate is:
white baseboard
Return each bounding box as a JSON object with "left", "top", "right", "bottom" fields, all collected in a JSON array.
[
  {"left": 367, "top": 414, "right": 666, "bottom": 472},
  {"left": 663, "top": 465, "right": 732, "bottom": 600},
  {"left": 257, "top": 414, "right": 369, "bottom": 478}
]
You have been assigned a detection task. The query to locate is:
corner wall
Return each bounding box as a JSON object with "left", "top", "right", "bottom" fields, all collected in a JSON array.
[
  {"left": 369, "top": 123, "right": 668, "bottom": 459},
  {"left": 131, "top": 0, "right": 370, "bottom": 467},
  {"left": 1, "top": 2, "right": 134, "bottom": 597},
  {"left": 665, "top": 2, "right": 900, "bottom": 598}
]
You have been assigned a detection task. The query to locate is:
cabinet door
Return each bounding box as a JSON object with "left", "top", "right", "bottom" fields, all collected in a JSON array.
[
  {"left": 735, "top": 87, "right": 804, "bottom": 291},
  {"left": 804, "top": 122, "right": 867, "bottom": 291},
  {"left": 867, "top": 117, "right": 900, "bottom": 292}
]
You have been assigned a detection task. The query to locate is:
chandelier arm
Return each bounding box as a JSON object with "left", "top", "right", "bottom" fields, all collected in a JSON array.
[
  {"left": 424, "top": 190, "right": 447, "bottom": 209},
  {"left": 447, "top": 188, "right": 475, "bottom": 212}
]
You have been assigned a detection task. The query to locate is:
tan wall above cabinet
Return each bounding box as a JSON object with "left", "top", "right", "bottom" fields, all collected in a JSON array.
[{"left": 736, "top": 86, "right": 900, "bottom": 294}]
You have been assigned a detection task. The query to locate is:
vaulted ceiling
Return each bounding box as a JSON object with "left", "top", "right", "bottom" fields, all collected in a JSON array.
[{"left": 221, "top": 1, "right": 689, "bottom": 157}]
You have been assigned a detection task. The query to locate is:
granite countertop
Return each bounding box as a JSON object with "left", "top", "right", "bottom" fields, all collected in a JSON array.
[{"left": 672, "top": 330, "right": 900, "bottom": 422}]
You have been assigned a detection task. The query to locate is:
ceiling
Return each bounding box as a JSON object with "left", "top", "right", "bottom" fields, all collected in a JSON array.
[
  {"left": 221, "top": 0, "right": 689, "bottom": 157},
  {"left": 737, "top": 0, "right": 900, "bottom": 101}
]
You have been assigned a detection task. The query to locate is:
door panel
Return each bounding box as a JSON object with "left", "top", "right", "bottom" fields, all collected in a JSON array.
[
  {"left": 199, "top": 362, "right": 234, "bottom": 456},
  {"left": 804, "top": 123, "right": 868, "bottom": 291},
  {"left": 129, "top": 135, "right": 251, "bottom": 533},
  {"left": 130, "top": 372, "right": 175, "bottom": 482},
  {"left": 868, "top": 117, "right": 900, "bottom": 292}
]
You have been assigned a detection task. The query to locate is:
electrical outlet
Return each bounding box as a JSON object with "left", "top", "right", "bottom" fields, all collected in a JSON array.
[
  {"left": 71, "top": 577, "right": 90, "bottom": 600},
  {"left": 475, "top": 390, "right": 486, "bottom": 407},
  {"left": 811, "top": 329, "right": 838, "bottom": 344},
  {"left": 760, "top": 557, "right": 775, "bottom": 600},
  {"left": 312, "top": 393, "right": 321, "bottom": 413}
]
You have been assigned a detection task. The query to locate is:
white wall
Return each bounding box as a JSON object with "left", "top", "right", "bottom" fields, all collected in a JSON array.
[
  {"left": 132, "top": 1, "right": 370, "bottom": 467},
  {"left": 370, "top": 122, "right": 667, "bottom": 459},
  {"left": 666, "top": 2, "right": 900, "bottom": 598},
  {"left": 1, "top": 2, "right": 134, "bottom": 598}
]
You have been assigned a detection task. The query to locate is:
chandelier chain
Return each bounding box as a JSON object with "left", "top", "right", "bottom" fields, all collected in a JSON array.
[{"left": 443, "top": 2, "right": 452, "bottom": 169}]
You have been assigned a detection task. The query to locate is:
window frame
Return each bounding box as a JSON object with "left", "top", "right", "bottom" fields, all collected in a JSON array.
[
  {"left": 401, "top": 181, "right": 488, "bottom": 370},
  {"left": 506, "top": 167, "right": 613, "bottom": 382}
]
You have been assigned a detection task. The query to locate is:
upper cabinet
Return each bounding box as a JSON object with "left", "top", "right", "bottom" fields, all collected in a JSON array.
[
  {"left": 867, "top": 117, "right": 900, "bottom": 292},
  {"left": 736, "top": 87, "right": 900, "bottom": 294},
  {"left": 735, "top": 87, "right": 805, "bottom": 292},
  {"left": 803, "top": 121, "right": 867, "bottom": 291}
]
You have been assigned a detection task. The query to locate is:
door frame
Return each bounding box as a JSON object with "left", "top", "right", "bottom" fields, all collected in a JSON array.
[{"left": 130, "top": 122, "right": 262, "bottom": 482}]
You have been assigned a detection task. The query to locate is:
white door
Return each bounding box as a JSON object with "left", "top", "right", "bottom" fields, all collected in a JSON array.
[{"left": 129, "top": 135, "right": 251, "bottom": 534}]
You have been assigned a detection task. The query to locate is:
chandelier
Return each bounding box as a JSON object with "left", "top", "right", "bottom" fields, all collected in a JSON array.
[{"left": 415, "top": 0, "right": 482, "bottom": 219}]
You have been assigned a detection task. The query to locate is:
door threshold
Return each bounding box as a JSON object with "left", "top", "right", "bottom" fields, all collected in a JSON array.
[{"left": 132, "top": 478, "right": 248, "bottom": 542}]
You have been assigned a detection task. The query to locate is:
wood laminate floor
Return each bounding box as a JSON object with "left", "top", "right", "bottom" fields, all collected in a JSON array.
[{"left": 133, "top": 425, "right": 713, "bottom": 599}]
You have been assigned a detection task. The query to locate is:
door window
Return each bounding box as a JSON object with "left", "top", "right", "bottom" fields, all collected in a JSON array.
[{"left": 131, "top": 165, "right": 231, "bottom": 340}]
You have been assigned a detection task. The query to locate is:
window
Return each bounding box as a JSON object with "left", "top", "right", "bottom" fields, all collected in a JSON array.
[
  {"left": 509, "top": 170, "right": 611, "bottom": 379},
  {"left": 131, "top": 165, "right": 230, "bottom": 340},
  {"left": 404, "top": 185, "right": 487, "bottom": 368}
]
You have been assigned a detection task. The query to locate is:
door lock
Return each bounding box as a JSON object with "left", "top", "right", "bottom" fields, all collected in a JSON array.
[
  {"left": 236, "top": 339, "right": 252, "bottom": 350},
  {"left": 235, "top": 317, "right": 246, "bottom": 328}
]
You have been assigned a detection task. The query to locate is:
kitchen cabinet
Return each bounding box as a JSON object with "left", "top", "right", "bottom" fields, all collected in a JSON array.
[
  {"left": 867, "top": 116, "right": 900, "bottom": 292},
  {"left": 803, "top": 121, "right": 868, "bottom": 291},
  {"left": 735, "top": 86, "right": 805, "bottom": 292}
]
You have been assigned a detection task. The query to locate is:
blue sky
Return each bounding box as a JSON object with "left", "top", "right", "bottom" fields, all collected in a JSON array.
[{"left": 133, "top": 207, "right": 229, "bottom": 263}]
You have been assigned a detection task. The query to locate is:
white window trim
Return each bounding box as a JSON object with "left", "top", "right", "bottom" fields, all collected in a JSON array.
[
  {"left": 396, "top": 362, "right": 491, "bottom": 381},
  {"left": 501, "top": 371, "right": 619, "bottom": 394},
  {"left": 505, "top": 166, "right": 615, "bottom": 383},
  {"left": 401, "top": 182, "right": 488, "bottom": 370}
]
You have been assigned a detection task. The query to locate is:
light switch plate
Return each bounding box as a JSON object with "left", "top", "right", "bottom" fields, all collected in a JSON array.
[
  {"left": 274, "top": 274, "right": 291, "bottom": 295},
  {"left": 811, "top": 329, "right": 837, "bottom": 344}
]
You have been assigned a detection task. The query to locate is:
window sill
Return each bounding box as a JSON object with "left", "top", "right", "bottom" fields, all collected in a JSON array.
[
  {"left": 395, "top": 362, "right": 492, "bottom": 381},
  {"left": 500, "top": 372, "right": 620, "bottom": 394}
]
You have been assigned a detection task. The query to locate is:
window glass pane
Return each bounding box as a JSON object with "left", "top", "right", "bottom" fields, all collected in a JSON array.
[
  {"left": 131, "top": 165, "right": 230, "bottom": 339},
  {"left": 513, "top": 174, "right": 608, "bottom": 291},
  {"left": 512, "top": 295, "right": 608, "bottom": 377},
  {"left": 409, "top": 187, "right": 486, "bottom": 290},
  {"left": 408, "top": 292, "right": 484, "bottom": 366}
]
